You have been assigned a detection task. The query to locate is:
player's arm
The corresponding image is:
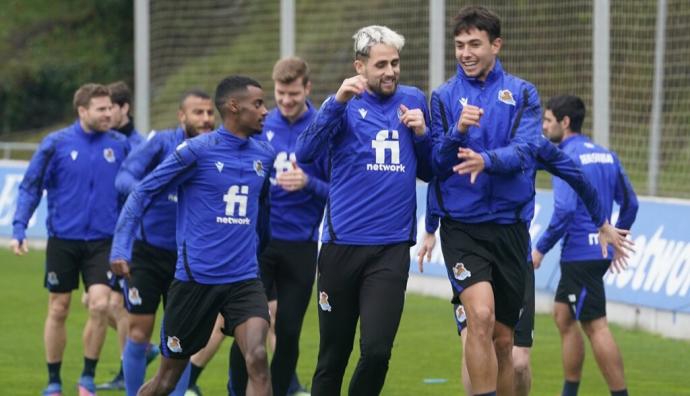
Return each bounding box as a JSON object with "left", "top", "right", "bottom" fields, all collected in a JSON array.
[
  {"left": 612, "top": 153, "right": 639, "bottom": 230},
  {"left": 476, "top": 84, "right": 542, "bottom": 175},
  {"left": 430, "top": 91, "right": 468, "bottom": 180},
  {"left": 298, "top": 149, "right": 330, "bottom": 200},
  {"left": 110, "top": 141, "right": 199, "bottom": 273},
  {"left": 11, "top": 135, "right": 58, "bottom": 255},
  {"left": 402, "top": 95, "right": 433, "bottom": 182},
  {"left": 533, "top": 176, "right": 577, "bottom": 268},
  {"left": 417, "top": 181, "right": 440, "bottom": 272},
  {"left": 115, "top": 133, "right": 164, "bottom": 195}
]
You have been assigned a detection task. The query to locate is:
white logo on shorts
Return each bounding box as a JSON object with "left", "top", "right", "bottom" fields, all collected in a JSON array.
[
  {"left": 455, "top": 305, "right": 467, "bottom": 323},
  {"left": 128, "top": 287, "right": 142, "bottom": 306},
  {"left": 319, "top": 291, "right": 332, "bottom": 312},
  {"left": 453, "top": 263, "right": 472, "bottom": 281},
  {"left": 167, "top": 336, "right": 182, "bottom": 353},
  {"left": 47, "top": 272, "right": 59, "bottom": 286}
]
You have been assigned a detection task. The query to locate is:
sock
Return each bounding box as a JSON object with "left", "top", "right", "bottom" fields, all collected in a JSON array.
[
  {"left": 169, "top": 362, "right": 191, "bottom": 396},
  {"left": 47, "top": 361, "right": 62, "bottom": 384},
  {"left": 562, "top": 380, "right": 580, "bottom": 396},
  {"left": 287, "top": 371, "right": 302, "bottom": 393},
  {"left": 123, "top": 338, "right": 148, "bottom": 396},
  {"left": 474, "top": 392, "right": 497, "bottom": 396},
  {"left": 188, "top": 363, "right": 204, "bottom": 387},
  {"left": 611, "top": 389, "right": 628, "bottom": 396},
  {"left": 82, "top": 357, "right": 98, "bottom": 378}
]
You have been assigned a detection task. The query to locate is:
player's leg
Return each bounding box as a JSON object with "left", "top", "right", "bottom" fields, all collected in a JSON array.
[
  {"left": 493, "top": 322, "right": 515, "bottom": 396},
  {"left": 512, "top": 346, "right": 531, "bottom": 396},
  {"left": 44, "top": 292, "right": 72, "bottom": 393},
  {"left": 188, "top": 314, "right": 225, "bottom": 394},
  {"left": 554, "top": 301, "right": 584, "bottom": 395},
  {"left": 349, "top": 243, "right": 409, "bottom": 396},
  {"left": 222, "top": 279, "right": 272, "bottom": 396},
  {"left": 460, "top": 282, "right": 498, "bottom": 394},
  {"left": 311, "top": 244, "right": 361, "bottom": 395},
  {"left": 96, "top": 281, "right": 128, "bottom": 391},
  {"left": 457, "top": 314, "right": 473, "bottom": 396},
  {"left": 512, "top": 265, "right": 535, "bottom": 396},
  {"left": 271, "top": 241, "right": 317, "bottom": 396}
]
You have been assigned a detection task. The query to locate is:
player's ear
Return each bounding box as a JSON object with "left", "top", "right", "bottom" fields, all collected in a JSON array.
[
  {"left": 354, "top": 58, "right": 366, "bottom": 75},
  {"left": 561, "top": 115, "right": 571, "bottom": 130}
]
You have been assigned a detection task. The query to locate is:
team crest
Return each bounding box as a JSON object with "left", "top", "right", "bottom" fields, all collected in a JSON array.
[
  {"left": 455, "top": 305, "right": 467, "bottom": 323},
  {"left": 319, "top": 291, "right": 332, "bottom": 312},
  {"left": 128, "top": 287, "right": 142, "bottom": 306},
  {"left": 253, "top": 160, "right": 265, "bottom": 177},
  {"left": 167, "top": 336, "right": 182, "bottom": 353},
  {"left": 266, "top": 130, "right": 275, "bottom": 142},
  {"left": 70, "top": 150, "right": 78, "bottom": 161},
  {"left": 498, "top": 89, "right": 516, "bottom": 106},
  {"left": 103, "top": 148, "right": 116, "bottom": 163},
  {"left": 47, "top": 271, "right": 59, "bottom": 286},
  {"left": 453, "top": 262, "right": 472, "bottom": 281}
]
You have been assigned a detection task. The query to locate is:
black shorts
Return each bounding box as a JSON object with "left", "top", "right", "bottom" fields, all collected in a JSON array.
[
  {"left": 259, "top": 239, "right": 318, "bottom": 301},
  {"left": 160, "top": 278, "right": 270, "bottom": 359},
  {"left": 555, "top": 260, "right": 610, "bottom": 322},
  {"left": 513, "top": 266, "right": 535, "bottom": 347},
  {"left": 452, "top": 266, "right": 534, "bottom": 347},
  {"left": 440, "top": 219, "right": 530, "bottom": 327},
  {"left": 44, "top": 237, "right": 112, "bottom": 293},
  {"left": 124, "top": 240, "right": 177, "bottom": 315}
]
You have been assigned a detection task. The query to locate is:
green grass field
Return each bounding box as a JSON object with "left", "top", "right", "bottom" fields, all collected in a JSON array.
[{"left": 2, "top": 248, "right": 689, "bottom": 395}]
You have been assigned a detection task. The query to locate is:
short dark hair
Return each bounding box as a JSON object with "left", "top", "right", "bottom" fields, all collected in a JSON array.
[
  {"left": 107, "top": 81, "right": 132, "bottom": 107},
  {"left": 272, "top": 57, "right": 310, "bottom": 86},
  {"left": 179, "top": 88, "right": 211, "bottom": 109},
  {"left": 214, "top": 76, "right": 262, "bottom": 117},
  {"left": 73, "top": 83, "right": 111, "bottom": 111},
  {"left": 453, "top": 5, "right": 501, "bottom": 42},
  {"left": 545, "top": 95, "right": 586, "bottom": 133}
]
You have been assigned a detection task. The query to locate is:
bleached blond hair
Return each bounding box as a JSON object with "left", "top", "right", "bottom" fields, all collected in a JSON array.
[{"left": 352, "top": 25, "right": 405, "bottom": 58}]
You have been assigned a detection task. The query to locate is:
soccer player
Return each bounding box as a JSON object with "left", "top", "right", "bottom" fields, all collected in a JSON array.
[
  {"left": 96, "top": 79, "right": 151, "bottom": 391},
  {"left": 533, "top": 95, "right": 638, "bottom": 396},
  {"left": 11, "top": 83, "right": 130, "bottom": 396},
  {"left": 429, "top": 6, "right": 543, "bottom": 395},
  {"left": 420, "top": 136, "right": 635, "bottom": 396},
  {"left": 111, "top": 89, "right": 214, "bottom": 395},
  {"left": 229, "top": 57, "right": 327, "bottom": 396},
  {"left": 296, "top": 25, "right": 432, "bottom": 395},
  {"left": 110, "top": 75, "right": 274, "bottom": 396}
]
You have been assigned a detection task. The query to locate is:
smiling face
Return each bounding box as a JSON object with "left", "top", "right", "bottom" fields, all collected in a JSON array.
[
  {"left": 454, "top": 27, "right": 502, "bottom": 81},
  {"left": 274, "top": 77, "right": 311, "bottom": 123},
  {"left": 355, "top": 43, "right": 400, "bottom": 97},
  {"left": 79, "top": 96, "right": 113, "bottom": 132},
  {"left": 178, "top": 95, "right": 215, "bottom": 138}
]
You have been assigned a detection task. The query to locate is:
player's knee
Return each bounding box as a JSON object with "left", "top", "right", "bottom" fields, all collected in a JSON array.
[
  {"left": 493, "top": 334, "right": 513, "bottom": 358},
  {"left": 467, "top": 308, "right": 495, "bottom": 337},
  {"left": 128, "top": 325, "right": 149, "bottom": 343},
  {"left": 87, "top": 296, "right": 110, "bottom": 317},
  {"left": 156, "top": 373, "right": 180, "bottom": 395},
  {"left": 48, "top": 301, "right": 70, "bottom": 322},
  {"left": 513, "top": 351, "right": 531, "bottom": 374},
  {"left": 361, "top": 342, "right": 392, "bottom": 366},
  {"left": 108, "top": 293, "right": 124, "bottom": 311},
  {"left": 244, "top": 344, "right": 269, "bottom": 375}
]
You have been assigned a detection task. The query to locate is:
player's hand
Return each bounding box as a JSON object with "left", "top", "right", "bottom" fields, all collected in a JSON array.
[
  {"left": 597, "top": 222, "right": 634, "bottom": 262},
  {"left": 10, "top": 238, "right": 29, "bottom": 256},
  {"left": 276, "top": 160, "right": 309, "bottom": 192},
  {"left": 399, "top": 104, "right": 427, "bottom": 136},
  {"left": 417, "top": 232, "right": 436, "bottom": 273},
  {"left": 532, "top": 249, "right": 544, "bottom": 269},
  {"left": 335, "top": 75, "right": 367, "bottom": 103},
  {"left": 110, "top": 259, "right": 131, "bottom": 279},
  {"left": 453, "top": 148, "right": 485, "bottom": 184},
  {"left": 609, "top": 252, "right": 628, "bottom": 274},
  {"left": 457, "top": 104, "right": 484, "bottom": 133}
]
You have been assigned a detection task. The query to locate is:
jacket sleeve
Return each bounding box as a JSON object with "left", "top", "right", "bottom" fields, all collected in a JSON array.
[
  {"left": 12, "top": 135, "right": 58, "bottom": 241},
  {"left": 535, "top": 176, "right": 578, "bottom": 254},
  {"left": 295, "top": 96, "right": 345, "bottom": 163},
  {"left": 612, "top": 153, "right": 638, "bottom": 230},
  {"left": 479, "top": 84, "right": 541, "bottom": 175},
  {"left": 299, "top": 147, "right": 330, "bottom": 200},
  {"left": 110, "top": 141, "right": 198, "bottom": 262},
  {"left": 413, "top": 95, "right": 434, "bottom": 182},
  {"left": 537, "top": 140, "right": 605, "bottom": 228},
  {"left": 115, "top": 134, "right": 164, "bottom": 195},
  {"left": 430, "top": 91, "right": 468, "bottom": 180}
]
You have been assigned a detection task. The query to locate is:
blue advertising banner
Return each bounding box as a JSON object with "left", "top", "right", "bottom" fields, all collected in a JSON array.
[
  {"left": 410, "top": 184, "right": 690, "bottom": 313},
  {"left": 0, "top": 161, "right": 47, "bottom": 239}
]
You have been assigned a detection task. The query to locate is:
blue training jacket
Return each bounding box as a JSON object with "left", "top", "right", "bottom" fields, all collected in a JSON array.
[
  {"left": 255, "top": 103, "right": 328, "bottom": 242},
  {"left": 296, "top": 86, "right": 433, "bottom": 245},
  {"left": 13, "top": 121, "right": 130, "bottom": 241},
  {"left": 115, "top": 127, "right": 187, "bottom": 251},
  {"left": 536, "top": 134, "right": 638, "bottom": 261},
  {"left": 430, "top": 60, "right": 542, "bottom": 224},
  {"left": 111, "top": 126, "right": 274, "bottom": 285},
  {"left": 426, "top": 136, "right": 606, "bottom": 233}
]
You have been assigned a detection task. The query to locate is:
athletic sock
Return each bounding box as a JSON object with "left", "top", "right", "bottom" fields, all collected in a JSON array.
[
  {"left": 82, "top": 357, "right": 98, "bottom": 378},
  {"left": 611, "top": 389, "right": 628, "bottom": 396},
  {"left": 189, "top": 363, "right": 204, "bottom": 387},
  {"left": 562, "top": 380, "right": 581, "bottom": 396},
  {"left": 123, "top": 338, "right": 148, "bottom": 395},
  {"left": 47, "top": 361, "right": 62, "bottom": 384},
  {"left": 169, "top": 362, "right": 191, "bottom": 396}
]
